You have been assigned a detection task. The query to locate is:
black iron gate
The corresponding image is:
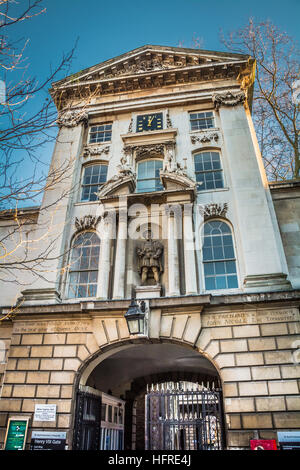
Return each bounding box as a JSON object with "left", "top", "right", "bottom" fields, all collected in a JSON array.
[
  {"left": 73, "top": 390, "right": 101, "bottom": 450},
  {"left": 146, "top": 387, "right": 224, "bottom": 450}
]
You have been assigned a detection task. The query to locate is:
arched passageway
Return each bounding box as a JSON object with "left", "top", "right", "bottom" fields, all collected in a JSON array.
[{"left": 72, "top": 341, "right": 225, "bottom": 450}]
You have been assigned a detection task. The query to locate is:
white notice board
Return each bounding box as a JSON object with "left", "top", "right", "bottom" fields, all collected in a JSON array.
[{"left": 34, "top": 404, "right": 57, "bottom": 422}]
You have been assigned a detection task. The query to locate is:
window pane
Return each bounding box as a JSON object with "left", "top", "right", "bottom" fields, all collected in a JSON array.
[
  {"left": 68, "top": 233, "right": 100, "bottom": 298},
  {"left": 137, "top": 160, "right": 163, "bottom": 193},
  {"left": 203, "top": 222, "right": 237, "bottom": 292},
  {"left": 89, "top": 124, "right": 112, "bottom": 143},
  {"left": 224, "top": 246, "right": 234, "bottom": 258},
  {"left": 227, "top": 275, "right": 238, "bottom": 288},
  {"left": 194, "top": 152, "right": 224, "bottom": 191},
  {"left": 213, "top": 246, "right": 223, "bottom": 259},
  {"left": 215, "top": 262, "right": 225, "bottom": 274},
  {"left": 205, "top": 277, "right": 216, "bottom": 290},
  {"left": 203, "top": 236, "right": 212, "bottom": 247},
  {"left": 216, "top": 276, "right": 227, "bottom": 289},
  {"left": 204, "top": 263, "right": 214, "bottom": 275},
  {"left": 203, "top": 247, "right": 213, "bottom": 261},
  {"left": 226, "top": 261, "right": 236, "bottom": 274},
  {"left": 81, "top": 165, "right": 108, "bottom": 202}
]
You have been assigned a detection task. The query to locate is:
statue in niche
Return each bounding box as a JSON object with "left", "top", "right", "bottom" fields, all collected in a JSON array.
[{"left": 136, "top": 229, "right": 163, "bottom": 285}]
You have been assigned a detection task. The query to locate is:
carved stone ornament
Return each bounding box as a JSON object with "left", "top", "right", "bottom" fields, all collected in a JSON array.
[
  {"left": 128, "top": 118, "right": 133, "bottom": 133},
  {"left": 57, "top": 109, "right": 88, "bottom": 128},
  {"left": 124, "top": 143, "right": 165, "bottom": 160},
  {"left": 190, "top": 132, "right": 219, "bottom": 145},
  {"left": 75, "top": 215, "right": 101, "bottom": 232},
  {"left": 162, "top": 143, "right": 187, "bottom": 176},
  {"left": 82, "top": 145, "right": 110, "bottom": 158},
  {"left": 212, "top": 91, "right": 246, "bottom": 110},
  {"left": 166, "top": 110, "right": 173, "bottom": 129},
  {"left": 103, "top": 60, "right": 173, "bottom": 79},
  {"left": 96, "top": 156, "right": 136, "bottom": 198},
  {"left": 199, "top": 203, "right": 228, "bottom": 220}
]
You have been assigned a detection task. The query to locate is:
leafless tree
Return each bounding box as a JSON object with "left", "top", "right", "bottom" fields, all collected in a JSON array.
[
  {"left": 0, "top": 0, "right": 78, "bottom": 302},
  {"left": 220, "top": 18, "right": 300, "bottom": 181}
]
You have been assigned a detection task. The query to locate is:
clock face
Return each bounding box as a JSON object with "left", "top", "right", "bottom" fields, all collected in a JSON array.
[{"left": 136, "top": 113, "right": 163, "bottom": 132}]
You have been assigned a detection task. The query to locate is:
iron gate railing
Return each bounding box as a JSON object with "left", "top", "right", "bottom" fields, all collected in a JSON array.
[{"left": 146, "top": 388, "right": 224, "bottom": 450}]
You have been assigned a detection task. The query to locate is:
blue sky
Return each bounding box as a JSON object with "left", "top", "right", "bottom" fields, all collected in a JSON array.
[
  {"left": 2, "top": 0, "right": 300, "bottom": 207},
  {"left": 12, "top": 0, "right": 300, "bottom": 81}
]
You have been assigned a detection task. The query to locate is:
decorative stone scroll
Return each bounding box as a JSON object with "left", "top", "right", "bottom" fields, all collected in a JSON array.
[
  {"left": 128, "top": 118, "right": 133, "bottom": 133},
  {"left": 199, "top": 203, "right": 228, "bottom": 220},
  {"left": 166, "top": 110, "right": 173, "bottom": 129},
  {"left": 82, "top": 145, "right": 110, "bottom": 158},
  {"left": 75, "top": 215, "right": 101, "bottom": 233},
  {"left": 97, "top": 156, "right": 136, "bottom": 198},
  {"left": 212, "top": 91, "right": 246, "bottom": 111},
  {"left": 57, "top": 109, "right": 88, "bottom": 128},
  {"left": 190, "top": 132, "right": 219, "bottom": 145}
]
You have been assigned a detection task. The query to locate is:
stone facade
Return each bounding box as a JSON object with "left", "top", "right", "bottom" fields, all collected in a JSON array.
[{"left": 0, "top": 45, "right": 299, "bottom": 450}]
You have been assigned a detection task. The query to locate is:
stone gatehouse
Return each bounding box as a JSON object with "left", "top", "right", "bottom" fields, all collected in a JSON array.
[{"left": 0, "top": 45, "right": 299, "bottom": 451}]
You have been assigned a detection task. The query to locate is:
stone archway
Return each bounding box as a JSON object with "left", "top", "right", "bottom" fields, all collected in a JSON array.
[{"left": 71, "top": 338, "right": 225, "bottom": 450}]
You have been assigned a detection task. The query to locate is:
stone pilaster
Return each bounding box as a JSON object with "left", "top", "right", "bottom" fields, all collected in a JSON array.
[
  {"left": 217, "top": 102, "right": 290, "bottom": 291},
  {"left": 167, "top": 213, "right": 180, "bottom": 296},
  {"left": 113, "top": 207, "right": 128, "bottom": 299},
  {"left": 183, "top": 204, "right": 198, "bottom": 295},
  {"left": 97, "top": 212, "right": 115, "bottom": 300}
]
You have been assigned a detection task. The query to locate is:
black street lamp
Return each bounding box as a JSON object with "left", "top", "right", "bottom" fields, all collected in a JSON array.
[{"left": 124, "top": 298, "right": 146, "bottom": 335}]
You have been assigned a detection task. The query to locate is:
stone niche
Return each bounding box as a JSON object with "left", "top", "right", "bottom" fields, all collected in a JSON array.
[{"left": 126, "top": 222, "right": 166, "bottom": 299}]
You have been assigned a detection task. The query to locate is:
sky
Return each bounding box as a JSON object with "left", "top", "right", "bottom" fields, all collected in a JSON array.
[
  {"left": 2, "top": 0, "right": 300, "bottom": 207},
  {"left": 12, "top": 0, "right": 300, "bottom": 81}
]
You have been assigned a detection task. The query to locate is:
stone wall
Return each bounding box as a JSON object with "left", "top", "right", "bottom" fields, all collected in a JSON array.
[
  {"left": 0, "top": 300, "right": 299, "bottom": 449},
  {"left": 271, "top": 181, "right": 300, "bottom": 290},
  {"left": 198, "top": 305, "right": 300, "bottom": 448}
]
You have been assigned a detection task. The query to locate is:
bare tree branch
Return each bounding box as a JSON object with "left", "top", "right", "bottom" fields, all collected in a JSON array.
[{"left": 220, "top": 18, "right": 300, "bottom": 181}]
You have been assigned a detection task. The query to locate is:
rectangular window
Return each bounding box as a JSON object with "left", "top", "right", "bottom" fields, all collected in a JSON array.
[
  {"left": 136, "top": 160, "right": 164, "bottom": 193},
  {"left": 194, "top": 152, "right": 224, "bottom": 191},
  {"left": 81, "top": 164, "right": 108, "bottom": 201},
  {"left": 89, "top": 123, "right": 112, "bottom": 143},
  {"left": 190, "top": 111, "right": 214, "bottom": 131}
]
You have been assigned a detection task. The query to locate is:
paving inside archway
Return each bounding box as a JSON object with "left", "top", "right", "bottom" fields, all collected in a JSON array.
[{"left": 86, "top": 343, "right": 218, "bottom": 396}]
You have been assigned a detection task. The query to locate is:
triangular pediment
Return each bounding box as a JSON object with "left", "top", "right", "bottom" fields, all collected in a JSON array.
[{"left": 52, "top": 45, "right": 251, "bottom": 89}]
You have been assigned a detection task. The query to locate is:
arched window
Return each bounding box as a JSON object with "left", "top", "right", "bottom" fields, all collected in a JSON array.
[
  {"left": 81, "top": 164, "right": 108, "bottom": 202},
  {"left": 136, "top": 159, "right": 164, "bottom": 193},
  {"left": 68, "top": 232, "right": 100, "bottom": 298},
  {"left": 194, "top": 151, "right": 224, "bottom": 191},
  {"left": 202, "top": 221, "right": 238, "bottom": 291}
]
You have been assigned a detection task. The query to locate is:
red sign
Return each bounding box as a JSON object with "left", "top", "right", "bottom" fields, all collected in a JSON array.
[{"left": 250, "top": 439, "right": 277, "bottom": 450}]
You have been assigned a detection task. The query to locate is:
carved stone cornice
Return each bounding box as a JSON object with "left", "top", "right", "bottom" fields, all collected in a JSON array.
[
  {"left": 212, "top": 91, "right": 246, "bottom": 110},
  {"left": 82, "top": 145, "right": 110, "bottom": 158},
  {"left": 190, "top": 132, "right": 219, "bottom": 145},
  {"left": 51, "top": 47, "right": 255, "bottom": 108},
  {"left": 57, "top": 109, "right": 88, "bottom": 128},
  {"left": 121, "top": 128, "right": 177, "bottom": 147},
  {"left": 199, "top": 203, "right": 228, "bottom": 220},
  {"left": 75, "top": 215, "right": 101, "bottom": 232}
]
